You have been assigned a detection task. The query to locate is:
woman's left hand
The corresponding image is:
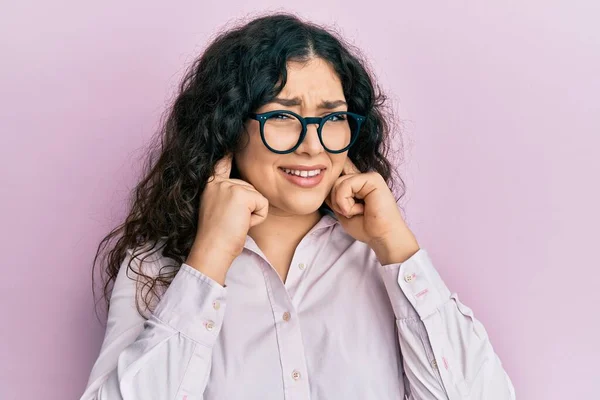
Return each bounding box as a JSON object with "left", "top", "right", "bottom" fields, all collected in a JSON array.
[{"left": 325, "top": 158, "right": 421, "bottom": 265}]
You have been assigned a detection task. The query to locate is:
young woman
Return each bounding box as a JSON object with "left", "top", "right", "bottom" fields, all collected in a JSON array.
[{"left": 81, "top": 13, "right": 515, "bottom": 400}]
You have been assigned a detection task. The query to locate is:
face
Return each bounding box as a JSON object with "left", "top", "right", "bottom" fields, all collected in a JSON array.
[{"left": 235, "top": 57, "right": 348, "bottom": 217}]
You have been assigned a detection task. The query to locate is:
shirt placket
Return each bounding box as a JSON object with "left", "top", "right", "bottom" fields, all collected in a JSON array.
[{"left": 261, "top": 265, "right": 311, "bottom": 400}]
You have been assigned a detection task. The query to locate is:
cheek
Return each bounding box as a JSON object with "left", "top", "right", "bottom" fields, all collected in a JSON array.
[
  {"left": 329, "top": 154, "right": 347, "bottom": 177},
  {"left": 234, "top": 130, "right": 277, "bottom": 183}
]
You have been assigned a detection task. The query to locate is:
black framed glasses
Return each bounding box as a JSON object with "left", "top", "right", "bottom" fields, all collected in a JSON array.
[{"left": 248, "top": 109, "right": 366, "bottom": 154}]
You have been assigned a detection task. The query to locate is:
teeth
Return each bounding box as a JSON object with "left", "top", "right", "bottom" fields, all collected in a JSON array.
[{"left": 282, "top": 168, "right": 322, "bottom": 177}]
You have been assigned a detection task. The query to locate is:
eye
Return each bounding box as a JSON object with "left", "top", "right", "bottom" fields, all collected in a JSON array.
[
  {"left": 270, "top": 112, "right": 293, "bottom": 120},
  {"left": 329, "top": 114, "right": 348, "bottom": 122}
]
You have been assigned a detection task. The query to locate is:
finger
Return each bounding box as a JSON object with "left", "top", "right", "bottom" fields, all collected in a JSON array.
[
  {"left": 229, "top": 184, "right": 262, "bottom": 197},
  {"left": 344, "top": 202, "right": 364, "bottom": 218},
  {"left": 327, "top": 182, "right": 350, "bottom": 217},
  {"left": 327, "top": 173, "right": 358, "bottom": 215},
  {"left": 227, "top": 178, "right": 255, "bottom": 189},
  {"left": 326, "top": 193, "right": 363, "bottom": 219},
  {"left": 341, "top": 157, "right": 361, "bottom": 176},
  {"left": 335, "top": 173, "right": 355, "bottom": 185},
  {"left": 335, "top": 181, "right": 358, "bottom": 217},
  {"left": 334, "top": 175, "right": 376, "bottom": 215},
  {"left": 248, "top": 192, "right": 269, "bottom": 227},
  {"left": 324, "top": 195, "right": 343, "bottom": 217},
  {"left": 213, "top": 153, "right": 233, "bottom": 180}
]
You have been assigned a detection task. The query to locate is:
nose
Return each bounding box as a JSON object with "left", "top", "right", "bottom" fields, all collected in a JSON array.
[{"left": 295, "top": 122, "right": 324, "bottom": 156}]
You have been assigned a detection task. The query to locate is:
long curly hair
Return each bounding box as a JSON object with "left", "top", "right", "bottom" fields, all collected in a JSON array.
[{"left": 92, "top": 12, "right": 406, "bottom": 320}]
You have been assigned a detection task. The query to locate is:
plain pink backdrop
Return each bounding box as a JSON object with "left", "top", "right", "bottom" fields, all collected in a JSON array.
[{"left": 1, "top": 1, "right": 598, "bottom": 399}]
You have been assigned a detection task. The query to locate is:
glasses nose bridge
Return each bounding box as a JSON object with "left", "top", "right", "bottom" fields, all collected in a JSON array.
[
  {"left": 297, "top": 116, "right": 324, "bottom": 155},
  {"left": 303, "top": 116, "right": 324, "bottom": 132}
]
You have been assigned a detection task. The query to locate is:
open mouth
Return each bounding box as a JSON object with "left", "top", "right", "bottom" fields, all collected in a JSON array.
[
  {"left": 279, "top": 167, "right": 325, "bottom": 178},
  {"left": 278, "top": 166, "right": 326, "bottom": 188}
]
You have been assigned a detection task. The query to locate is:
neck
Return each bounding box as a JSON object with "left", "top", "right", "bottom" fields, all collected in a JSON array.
[{"left": 248, "top": 207, "right": 323, "bottom": 255}]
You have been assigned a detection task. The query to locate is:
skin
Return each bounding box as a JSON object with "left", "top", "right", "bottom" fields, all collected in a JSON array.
[
  {"left": 234, "top": 58, "right": 351, "bottom": 280},
  {"left": 189, "top": 57, "right": 420, "bottom": 285}
]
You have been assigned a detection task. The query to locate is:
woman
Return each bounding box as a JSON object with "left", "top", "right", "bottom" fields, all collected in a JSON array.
[{"left": 81, "top": 13, "right": 515, "bottom": 400}]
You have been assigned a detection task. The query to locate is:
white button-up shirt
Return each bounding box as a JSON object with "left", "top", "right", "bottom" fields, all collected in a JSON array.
[{"left": 80, "top": 213, "right": 515, "bottom": 399}]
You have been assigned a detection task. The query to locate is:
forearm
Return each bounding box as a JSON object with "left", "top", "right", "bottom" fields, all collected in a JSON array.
[
  {"left": 187, "top": 240, "right": 236, "bottom": 286},
  {"left": 370, "top": 225, "right": 420, "bottom": 265}
]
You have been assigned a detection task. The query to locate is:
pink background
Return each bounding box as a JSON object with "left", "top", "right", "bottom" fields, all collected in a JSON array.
[{"left": 1, "top": 1, "right": 598, "bottom": 399}]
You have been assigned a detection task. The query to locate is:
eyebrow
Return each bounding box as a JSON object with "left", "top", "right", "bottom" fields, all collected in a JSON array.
[{"left": 272, "top": 97, "right": 347, "bottom": 110}]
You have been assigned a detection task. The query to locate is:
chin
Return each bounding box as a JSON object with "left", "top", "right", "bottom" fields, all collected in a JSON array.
[{"left": 279, "top": 197, "right": 325, "bottom": 216}]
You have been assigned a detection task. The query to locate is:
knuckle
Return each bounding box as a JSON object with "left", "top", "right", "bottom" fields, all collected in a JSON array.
[
  {"left": 339, "top": 179, "right": 351, "bottom": 192},
  {"left": 229, "top": 185, "right": 246, "bottom": 198}
]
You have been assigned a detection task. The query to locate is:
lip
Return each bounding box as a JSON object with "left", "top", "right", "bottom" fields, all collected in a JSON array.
[
  {"left": 278, "top": 164, "right": 327, "bottom": 171},
  {"left": 278, "top": 166, "right": 326, "bottom": 188}
]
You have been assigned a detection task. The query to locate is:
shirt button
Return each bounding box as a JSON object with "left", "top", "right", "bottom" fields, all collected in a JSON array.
[
  {"left": 282, "top": 312, "right": 291, "bottom": 321},
  {"left": 431, "top": 359, "right": 438, "bottom": 369},
  {"left": 298, "top": 263, "right": 306, "bottom": 270},
  {"left": 292, "top": 370, "right": 301, "bottom": 380},
  {"left": 213, "top": 301, "right": 221, "bottom": 310},
  {"left": 205, "top": 320, "right": 215, "bottom": 331},
  {"left": 404, "top": 273, "right": 415, "bottom": 283}
]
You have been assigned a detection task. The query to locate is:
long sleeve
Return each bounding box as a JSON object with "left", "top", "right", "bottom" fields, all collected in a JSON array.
[
  {"left": 80, "top": 249, "right": 227, "bottom": 400},
  {"left": 379, "top": 248, "right": 515, "bottom": 400}
]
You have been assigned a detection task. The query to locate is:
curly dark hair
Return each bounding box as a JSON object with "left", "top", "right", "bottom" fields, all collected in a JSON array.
[{"left": 92, "top": 12, "right": 406, "bottom": 320}]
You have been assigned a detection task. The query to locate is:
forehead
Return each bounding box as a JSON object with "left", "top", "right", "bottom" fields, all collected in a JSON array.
[{"left": 277, "top": 58, "right": 344, "bottom": 100}]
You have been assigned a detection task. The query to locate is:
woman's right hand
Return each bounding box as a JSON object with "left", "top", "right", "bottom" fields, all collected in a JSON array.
[{"left": 186, "top": 153, "right": 269, "bottom": 284}]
